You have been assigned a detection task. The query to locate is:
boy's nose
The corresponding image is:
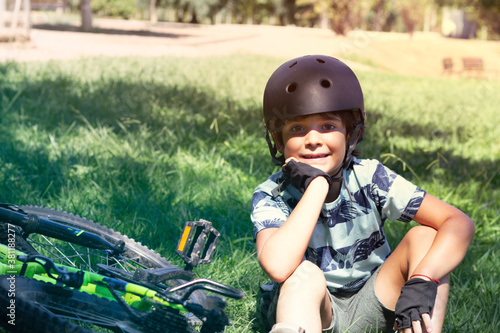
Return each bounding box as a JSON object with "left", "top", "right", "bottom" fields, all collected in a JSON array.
[{"left": 305, "top": 130, "right": 322, "bottom": 146}]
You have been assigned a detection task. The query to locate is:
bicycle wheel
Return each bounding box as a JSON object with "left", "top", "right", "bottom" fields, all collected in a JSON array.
[
  {"left": 18, "top": 205, "right": 170, "bottom": 271},
  {"left": 0, "top": 206, "right": 206, "bottom": 302},
  {"left": 0, "top": 275, "right": 92, "bottom": 333}
]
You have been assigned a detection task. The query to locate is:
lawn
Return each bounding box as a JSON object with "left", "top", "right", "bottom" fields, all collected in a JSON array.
[{"left": 0, "top": 55, "right": 498, "bottom": 332}]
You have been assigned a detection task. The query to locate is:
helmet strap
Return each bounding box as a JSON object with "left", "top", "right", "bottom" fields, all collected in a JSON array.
[
  {"left": 265, "top": 130, "right": 285, "bottom": 166},
  {"left": 343, "top": 123, "right": 362, "bottom": 170},
  {"left": 330, "top": 167, "right": 343, "bottom": 183},
  {"left": 333, "top": 123, "right": 362, "bottom": 203}
]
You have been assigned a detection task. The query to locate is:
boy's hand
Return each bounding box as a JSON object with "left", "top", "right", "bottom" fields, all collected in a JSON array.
[
  {"left": 394, "top": 278, "right": 438, "bottom": 332},
  {"left": 282, "top": 159, "right": 333, "bottom": 193}
]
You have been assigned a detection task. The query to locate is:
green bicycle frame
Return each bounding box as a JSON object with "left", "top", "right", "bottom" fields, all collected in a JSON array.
[{"left": 0, "top": 242, "right": 186, "bottom": 312}]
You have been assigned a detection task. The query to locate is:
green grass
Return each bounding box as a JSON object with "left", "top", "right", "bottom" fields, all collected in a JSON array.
[{"left": 0, "top": 55, "right": 498, "bottom": 332}]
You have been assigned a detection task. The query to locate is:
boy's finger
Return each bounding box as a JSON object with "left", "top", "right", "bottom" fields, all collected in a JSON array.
[
  {"left": 421, "top": 313, "right": 433, "bottom": 332},
  {"left": 411, "top": 319, "right": 423, "bottom": 333}
]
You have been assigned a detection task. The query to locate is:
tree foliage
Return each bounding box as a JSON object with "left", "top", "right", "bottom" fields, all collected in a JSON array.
[
  {"left": 92, "top": 0, "right": 136, "bottom": 19},
  {"left": 78, "top": 0, "right": 500, "bottom": 39}
]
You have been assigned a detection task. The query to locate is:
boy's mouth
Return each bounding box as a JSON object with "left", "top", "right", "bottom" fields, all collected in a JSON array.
[{"left": 302, "top": 154, "right": 329, "bottom": 159}]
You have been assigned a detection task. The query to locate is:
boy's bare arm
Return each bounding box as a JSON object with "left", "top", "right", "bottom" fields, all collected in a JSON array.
[
  {"left": 256, "top": 177, "right": 329, "bottom": 282},
  {"left": 411, "top": 194, "right": 475, "bottom": 280}
]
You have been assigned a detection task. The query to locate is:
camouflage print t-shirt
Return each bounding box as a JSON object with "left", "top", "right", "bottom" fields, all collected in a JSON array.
[{"left": 250, "top": 158, "right": 426, "bottom": 292}]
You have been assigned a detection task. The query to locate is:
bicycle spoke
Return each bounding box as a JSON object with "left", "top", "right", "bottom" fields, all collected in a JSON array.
[
  {"left": 28, "top": 236, "right": 141, "bottom": 273},
  {"left": 68, "top": 241, "right": 95, "bottom": 272},
  {"left": 29, "top": 237, "right": 78, "bottom": 268}
]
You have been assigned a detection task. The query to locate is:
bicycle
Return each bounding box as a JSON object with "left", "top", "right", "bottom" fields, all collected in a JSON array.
[{"left": 0, "top": 203, "right": 244, "bottom": 333}]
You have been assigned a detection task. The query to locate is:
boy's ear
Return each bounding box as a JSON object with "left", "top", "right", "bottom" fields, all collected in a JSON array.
[{"left": 271, "top": 132, "right": 284, "bottom": 154}]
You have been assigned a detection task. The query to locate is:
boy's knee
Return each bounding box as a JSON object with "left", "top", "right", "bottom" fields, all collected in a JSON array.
[
  {"left": 269, "top": 323, "right": 306, "bottom": 333},
  {"left": 404, "top": 225, "right": 437, "bottom": 247},
  {"left": 399, "top": 225, "right": 441, "bottom": 277},
  {"left": 409, "top": 224, "right": 437, "bottom": 236}
]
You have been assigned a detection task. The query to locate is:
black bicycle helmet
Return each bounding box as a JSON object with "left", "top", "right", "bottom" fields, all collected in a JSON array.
[{"left": 263, "top": 55, "right": 365, "bottom": 166}]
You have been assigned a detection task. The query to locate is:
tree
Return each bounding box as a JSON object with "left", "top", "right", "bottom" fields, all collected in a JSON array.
[
  {"left": 150, "top": 0, "right": 158, "bottom": 24},
  {"left": 394, "top": 0, "right": 435, "bottom": 37},
  {"left": 282, "top": 0, "right": 296, "bottom": 24},
  {"left": 478, "top": 1, "right": 500, "bottom": 37},
  {"left": 372, "top": 0, "right": 386, "bottom": 31},
  {"left": 270, "top": 0, "right": 296, "bottom": 25},
  {"left": 81, "top": 0, "right": 92, "bottom": 32},
  {"left": 330, "top": 0, "right": 356, "bottom": 35},
  {"left": 294, "top": 0, "right": 330, "bottom": 28},
  {"left": 398, "top": 0, "right": 420, "bottom": 36}
]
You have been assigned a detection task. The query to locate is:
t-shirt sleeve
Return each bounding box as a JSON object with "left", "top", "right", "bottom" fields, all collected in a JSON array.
[
  {"left": 250, "top": 181, "right": 288, "bottom": 240},
  {"left": 369, "top": 161, "right": 426, "bottom": 223}
]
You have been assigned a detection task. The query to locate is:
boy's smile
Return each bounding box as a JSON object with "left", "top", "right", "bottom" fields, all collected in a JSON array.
[{"left": 278, "top": 113, "right": 348, "bottom": 177}]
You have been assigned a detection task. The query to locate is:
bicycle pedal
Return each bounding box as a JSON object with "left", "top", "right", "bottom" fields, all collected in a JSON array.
[{"left": 175, "top": 219, "right": 220, "bottom": 270}]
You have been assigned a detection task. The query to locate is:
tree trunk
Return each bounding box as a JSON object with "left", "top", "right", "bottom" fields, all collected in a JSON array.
[
  {"left": 401, "top": 8, "right": 416, "bottom": 38},
  {"left": 11, "top": 0, "right": 22, "bottom": 31},
  {"left": 190, "top": 9, "right": 198, "bottom": 24},
  {"left": 284, "top": 0, "right": 295, "bottom": 25},
  {"left": 81, "top": 0, "right": 92, "bottom": 32},
  {"left": 150, "top": 0, "right": 157, "bottom": 24},
  {"left": 0, "top": 0, "right": 5, "bottom": 28},
  {"left": 373, "top": 0, "right": 385, "bottom": 31},
  {"left": 23, "top": 0, "right": 30, "bottom": 32}
]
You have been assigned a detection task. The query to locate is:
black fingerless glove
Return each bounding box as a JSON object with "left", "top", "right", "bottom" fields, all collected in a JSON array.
[
  {"left": 394, "top": 278, "right": 438, "bottom": 329},
  {"left": 282, "top": 160, "right": 333, "bottom": 193}
]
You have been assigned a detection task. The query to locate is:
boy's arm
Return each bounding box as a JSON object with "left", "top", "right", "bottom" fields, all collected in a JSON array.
[
  {"left": 256, "top": 176, "right": 329, "bottom": 283},
  {"left": 411, "top": 193, "right": 475, "bottom": 280}
]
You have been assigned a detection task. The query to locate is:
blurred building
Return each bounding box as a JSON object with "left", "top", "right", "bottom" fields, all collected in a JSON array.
[{"left": 442, "top": 8, "right": 477, "bottom": 39}]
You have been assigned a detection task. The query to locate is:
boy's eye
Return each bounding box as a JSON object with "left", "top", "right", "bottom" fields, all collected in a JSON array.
[
  {"left": 322, "top": 123, "right": 337, "bottom": 130},
  {"left": 290, "top": 125, "right": 304, "bottom": 132}
]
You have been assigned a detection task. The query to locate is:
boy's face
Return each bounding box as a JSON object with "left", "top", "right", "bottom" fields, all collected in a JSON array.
[{"left": 276, "top": 112, "right": 348, "bottom": 176}]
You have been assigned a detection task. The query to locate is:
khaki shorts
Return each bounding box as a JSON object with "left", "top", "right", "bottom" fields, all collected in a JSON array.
[{"left": 259, "top": 267, "right": 395, "bottom": 333}]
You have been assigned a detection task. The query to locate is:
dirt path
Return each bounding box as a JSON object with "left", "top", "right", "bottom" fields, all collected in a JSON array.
[{"left": 1, "top": 17, "right": 500, "bottom": 78}]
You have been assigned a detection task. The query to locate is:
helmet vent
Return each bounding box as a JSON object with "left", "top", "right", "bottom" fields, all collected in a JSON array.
[
  {"left": 320, "top": 79, "right": 332, "bottom": 88},
  {"left": 286, "top": 82, "right": 298, "bottom": 93},
  {"left": 316, "top": 58, "right": 326, "bottom": 64},
  {"left": 289, "top": 61, "right": 298, "bottom": 68}
]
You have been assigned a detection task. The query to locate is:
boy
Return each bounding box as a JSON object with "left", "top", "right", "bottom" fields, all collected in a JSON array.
[{"left": 251, "top": 55, "right": 475, "bottom": 333}]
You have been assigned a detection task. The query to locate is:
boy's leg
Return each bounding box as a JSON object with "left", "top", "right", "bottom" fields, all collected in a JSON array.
[
  {"left": 375, "top": 225, "right": 449, "bottom": 333},
  {"left": 275, "top": 260, "right": 333, "bottom": 332}
]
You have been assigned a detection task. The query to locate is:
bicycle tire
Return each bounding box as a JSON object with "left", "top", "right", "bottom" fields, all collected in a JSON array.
[
  {"left": 0, "top": 275, "right": 93, "bottom": 333},
  {"left": 19, "top": 205, "right": 170, "bottom": 270},
  {"left": 18, "top": 206, "right": 206, "bottom": 302}
]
